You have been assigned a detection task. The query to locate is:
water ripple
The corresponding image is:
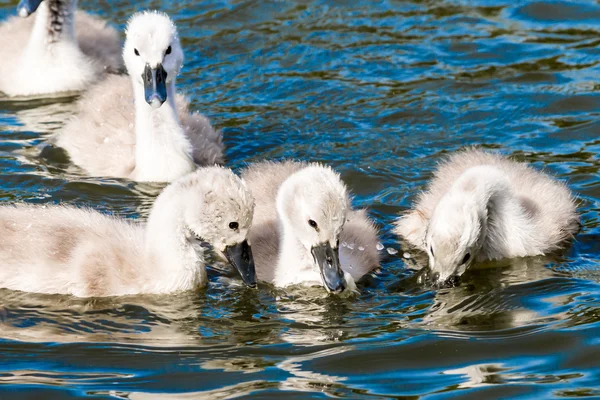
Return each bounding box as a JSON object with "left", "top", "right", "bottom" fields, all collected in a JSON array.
[{"left": 0, "top": 0, "right": 600, "bottom": 397}]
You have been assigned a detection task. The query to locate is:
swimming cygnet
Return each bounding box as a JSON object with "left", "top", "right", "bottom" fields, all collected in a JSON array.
[
  {"left": 0, "top": 166, "right": 256, "bottom": 297},
  {"left": 55, "top": 11, "right": 223, "bottom": 182},
  {"left": 394, "top": 149, "right": 579, "bottom": 285},
  {"left": 0, "top": 0, "right": 122, "bottom": 97},
  {"left": 242, "top": 161, "right": 380, "bottom": 294}
]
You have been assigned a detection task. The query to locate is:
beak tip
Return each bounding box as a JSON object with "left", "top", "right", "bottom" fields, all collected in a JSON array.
[
  {"left": 147, "top": 96, "right": 165, "bottom": 109},
  {"left": 242, "top": 274, "right": 257, "bottom": 288},
  {"left": 326, "top": 282, "right": 346, "bottom": 294},
  {"left": 17, "top": 0, "right": 41, "bottom": 17},
  {"left": 244, "top": 273, "right": 257, "bottom": 288}
]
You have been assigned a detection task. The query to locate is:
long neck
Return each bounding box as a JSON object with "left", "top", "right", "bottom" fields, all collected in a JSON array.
[
  {"left": 144, "top": 189, "right": 207, "bottom": 291},
  {"left": 452, "top": 166, "right": 537, "bottom": 258},
  {"left": 274, "top": 217, "right": 321, "bottom": 287},
  {"left": 28, "top": 0, "right": 77, "bottom": 47},
  {"left": 132, "top": 79, "right": 196, "bottom": 182},
  {"left": 452, "top": 166, "right": 511, "bottom": 211}
]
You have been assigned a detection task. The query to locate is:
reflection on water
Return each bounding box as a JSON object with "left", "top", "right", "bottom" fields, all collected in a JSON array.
[
  {"left": 9, "top": 98, "right": 77, "bottom": 134},
  {"left": 420, "top": 256, "right": 564, "bottom": 334},
  {"left": 443, "top": 363, "right": 510, "bottom": 389},
  {"left": 1, "top": 0, "right": 600, "bottom": 397}
]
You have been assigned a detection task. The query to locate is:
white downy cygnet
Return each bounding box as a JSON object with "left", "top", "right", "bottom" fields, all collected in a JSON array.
[
  {"left": 394, "top": 149, "right": 580, "bottom": 285},
  {"left": 0, "top": 166, "right": 256, "bottom": 297},
  {"left": 242, "top": 161, "right": 380, "bottom": 294},
  {"left": 55, "top": 11, "right": 223, "bottom": 182},
  {"left": 0, "top": 0, "right": 122, "bottom": 97}
]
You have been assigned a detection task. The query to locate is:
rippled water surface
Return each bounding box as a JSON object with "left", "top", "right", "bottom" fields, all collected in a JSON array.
[{"left": 1, "top": 0, "right": 600, "bottom": 398}]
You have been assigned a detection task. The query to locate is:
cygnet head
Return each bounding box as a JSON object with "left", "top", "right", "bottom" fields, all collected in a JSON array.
[
  {"left": 277, "top": 165, "right": 350, "bottom": 293},
  {"left": 171, "top": 167, "right": 256, "bottom": 287},
  {"left": 426, "top": 192, "right": 484, "bottom": 285},
  {"left": 17, "top": 0, "right": 46, "bottom": 17},
  {"left": 123, "top": 11, "right": 184, "bottom": 109}
]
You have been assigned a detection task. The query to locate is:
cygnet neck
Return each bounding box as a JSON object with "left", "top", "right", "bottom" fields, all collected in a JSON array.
[
  {"left": 273, "top": 198, "right": 322, "bottom": 287},
  {"left": 145, "top": 185, "right": 206, "bottom": 291},
  {"left": 29, "top": 0, "right": 77, "bottom": 48},
  {"left": 449, "top": 165, "right": 536, "bottom": 257},
  {"left": 451, "top": 165, "right": 513, "bottom": 210},
  {"left": 131, "top": 78, "right": 196, "bottom": 182}
]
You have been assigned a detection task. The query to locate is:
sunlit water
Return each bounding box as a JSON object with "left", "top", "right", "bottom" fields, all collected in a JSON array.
[{"left": 1, "top": 0, "right": 600, "bottom": 398}]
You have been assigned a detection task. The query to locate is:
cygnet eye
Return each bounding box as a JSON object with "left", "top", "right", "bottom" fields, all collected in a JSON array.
[
  {"left": 165, "top": 45, "right": 172, "bottom": 55},
  {"left": 461, "top": 253, "right": 471, "bottom": 265},
  {"left": 134, "top": 48, "right": 140, "bottom": 56},
  {"left": 308, "top": 219, "right": 318, "bottom": 229},
  {"left": 228, "top": 222, "right": 239, "bottom": 230}
]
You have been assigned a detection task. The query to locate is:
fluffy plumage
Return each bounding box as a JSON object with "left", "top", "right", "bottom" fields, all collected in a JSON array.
[
  {"left": 0, "top": 0, "right": 122, "bottom": 97},
  {"left": 242, "top": 161, "right": 380, "bottom": 292},
  {"left": 394, "top": 149, "right": 580, "bottom": 284},
  {"left": 55, "top": 11, "right": 223, "bottom": 182},
  {"left": 0, "top": 166, "right": 255, "bottom": 297}
]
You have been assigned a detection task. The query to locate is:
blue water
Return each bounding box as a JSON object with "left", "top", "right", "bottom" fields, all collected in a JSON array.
[{"left": 1, "top": 0, "right": 600, "bottom": 398}]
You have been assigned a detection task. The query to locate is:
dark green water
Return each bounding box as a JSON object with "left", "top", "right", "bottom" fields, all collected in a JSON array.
[{"left": 1, "top": 0, "right": 600, "bottom": 398}]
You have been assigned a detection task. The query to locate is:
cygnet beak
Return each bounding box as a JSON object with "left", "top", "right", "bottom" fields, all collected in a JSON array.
[
  {"left": 431, "top": 271, "right": 460, "bottom": 288},
  {"left": 143, "top": 63, "right": 168, "bottom": 109},
  {"left": 17, "top": 0, "right": 43, "bottom": 17},
  {"left": 224, "top": 240, "right": 257, "bottom": 288},
  {"left": 311, "top": 242, "right": 346, "bottom": 293}
]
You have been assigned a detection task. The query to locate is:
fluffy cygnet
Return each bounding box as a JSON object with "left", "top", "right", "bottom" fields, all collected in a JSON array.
[
  {"left": 0, "top": 166, "right": 256, "bottom": 297},
  {"left": 242, "top": 161, "right": 380, "bottom": 294},
  {"left": 394, "top": 149, "right": 580, "bottom": 285},
  {"left": 55, "top": 11, "right": 223, "bottom": 182},
  {"left": 0, "top": 0, "right": 122, "bottom": 97}
]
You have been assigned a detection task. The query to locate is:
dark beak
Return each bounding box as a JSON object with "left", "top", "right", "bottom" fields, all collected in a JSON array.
[
  {"left": 311, "top": 242, "right": 346, "bottom": 293},
  {"left": 17, "top": 0, "right": 43, "bottom": 17},
  {"left": 143, "top": 63, "right": 168, "bottom": 109},
  {"left": 224, "top": 240, "right": 256, "bottom": 288}
]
